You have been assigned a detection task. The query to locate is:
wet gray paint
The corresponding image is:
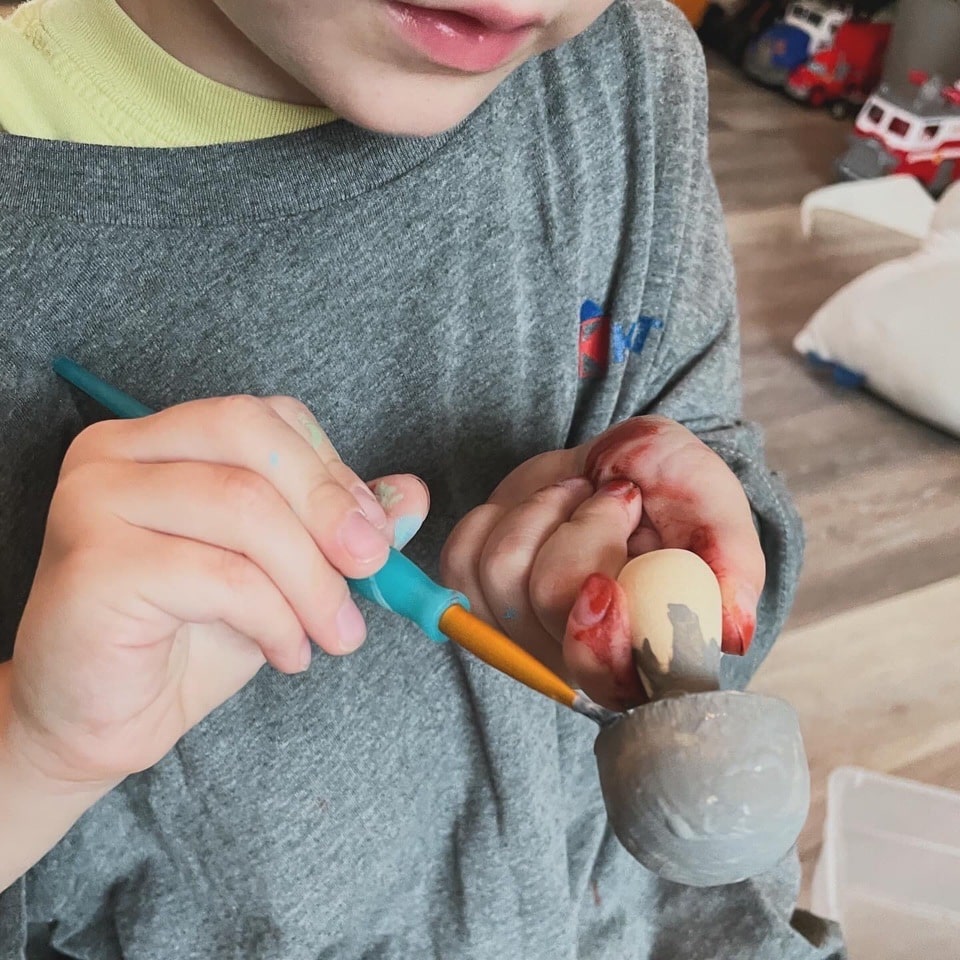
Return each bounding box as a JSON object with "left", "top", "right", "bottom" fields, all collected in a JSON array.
[
  {"left": 593, "top": 691, "right": 809, "bottom": 887},
  {"left": 633, "top": 603, "right": 722, "bottom": 700}
]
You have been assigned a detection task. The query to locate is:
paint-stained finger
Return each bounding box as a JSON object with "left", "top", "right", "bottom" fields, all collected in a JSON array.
[
  {"left": 264, "top": 396, "right": 388, "bottom": 529},
  {"left": 368, "top": 475, "right": 431, "bottom": 549},
  {"left": 563, "top": 573, "right": 647, "bottom": 711},
  {"left": 486, "top": 448, "right": 582, "bottom": 506},
  {"left": 439, "top": 502, "right": 505, "bottom": 636},
  {"left": 687, "top": 521, "right": 765, "bottom": 656},
  {"left": 577, "top": 416, "right": 765, "bottom": 656},
  {"left": 477, "top": 478, "right": 595, "bottom": 678},
  {"left": 528, "top": 480, "right": 644, "bottom": 644},
  {"left": 77, "top": 395, "right": 391, "bottom": 579}
]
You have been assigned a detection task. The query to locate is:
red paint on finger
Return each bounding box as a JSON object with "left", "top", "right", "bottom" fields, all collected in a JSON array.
[
  {"left": 689, "top": 525, "right": 760, "bottom": 656},
  {"left": 598, "top": 479, "right": 641, "bottom": 504},
  {"left": 687, "top": 526, "right": 724, "bottom": 570},
  {"left": 721, "top": 606, "right": 756, "bottom": 656},
  {"left": 567, "top": 574, "right": 646, "bottom": 706},
  {"left": 691, "top": 526, "right": 741, "bottom": 654},
  {"left": 583, "top": 419, "right": 665, "bottom": 486}
]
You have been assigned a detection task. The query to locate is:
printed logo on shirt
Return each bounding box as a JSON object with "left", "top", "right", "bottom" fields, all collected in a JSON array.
[{"left": 578, "top": 300, "right": 664, "bottom": 380}]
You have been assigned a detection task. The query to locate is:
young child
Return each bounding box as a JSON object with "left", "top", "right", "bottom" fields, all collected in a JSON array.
[{"left": 0, "top": 0, "right": 843, "bottom": 956}]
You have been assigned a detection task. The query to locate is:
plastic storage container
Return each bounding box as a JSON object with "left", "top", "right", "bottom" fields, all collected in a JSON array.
[{"left": 812, "top": 766, "right": 960, "bottom": 959}]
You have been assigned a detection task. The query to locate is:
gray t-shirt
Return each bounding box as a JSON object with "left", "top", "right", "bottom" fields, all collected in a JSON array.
[{"left": 0, "top": 1, "right": 844, "bottom": 957}]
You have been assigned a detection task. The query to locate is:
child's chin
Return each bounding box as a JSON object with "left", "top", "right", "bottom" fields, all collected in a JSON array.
[{"left": 331, "top": 76, "right": 501, "bottom": 138}]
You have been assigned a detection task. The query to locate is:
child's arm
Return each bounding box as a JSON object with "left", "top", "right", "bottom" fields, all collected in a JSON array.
[{"left": 0, "top": 663, "right": 115, "bottom": 890}]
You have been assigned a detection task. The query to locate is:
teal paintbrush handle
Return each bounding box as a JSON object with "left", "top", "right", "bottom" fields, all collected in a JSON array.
[
  {"left": 53, "top": 356, "right": 468, "bottom": 642},
  {"left": 348, "top": 549, "right": 466, "bottom": 643},
  {"left": 54, "top": 357, "right": 153, "bottom": 418}
]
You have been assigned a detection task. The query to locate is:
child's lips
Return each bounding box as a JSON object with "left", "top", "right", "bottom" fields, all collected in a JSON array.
[
  {"left": 385, "top": 1, "right": 539, "bottom": 73},
  {"left": 394, "top": 1, "right": 544, "bottom": 32}
]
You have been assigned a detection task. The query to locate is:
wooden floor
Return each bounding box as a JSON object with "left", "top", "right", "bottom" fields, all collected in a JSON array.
[{"left": 706, "top": 56, "right": 960, "bottom": 905}]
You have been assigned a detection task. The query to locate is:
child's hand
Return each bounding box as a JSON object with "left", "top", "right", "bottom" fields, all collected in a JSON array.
[
  {"left": 8, "top": 396, "right": 428, "bottom": 789},
  {"left": 440, "top": 416, "right": 764, "bottom": 710}
]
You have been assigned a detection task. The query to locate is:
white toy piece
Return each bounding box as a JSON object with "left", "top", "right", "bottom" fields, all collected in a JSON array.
[
  {"left": 800, "top": 174, "right": 936, "bottom": 241},
  {"left": 794, "top": 181, "right": 960, "bottom": 437}
]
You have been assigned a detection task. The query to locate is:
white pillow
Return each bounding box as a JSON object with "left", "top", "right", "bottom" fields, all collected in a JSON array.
[{"left": 794, "top": 183, "right": 960, "bottom": 437}]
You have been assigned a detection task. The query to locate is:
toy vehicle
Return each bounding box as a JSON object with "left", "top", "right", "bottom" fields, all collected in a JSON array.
[
  {"left": 786, "top": 21, "right": 892, "bottom": 114},
  {"left": 837, "top": 72, "right": 960, "bottom": 196},
  {"left": 700, "top": 0, "right": 787, "bottom": 67},
  {"left": 744, "top": 1, "right": 851, "bottom": 88}
]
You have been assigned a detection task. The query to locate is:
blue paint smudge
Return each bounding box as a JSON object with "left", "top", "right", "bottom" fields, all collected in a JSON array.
[
  {"left": 268, "top": 451, "right": 280, "bottom": 469},
  {"left": 393, "top": 514, "right": 424, "bottom": 550},
  {"left": 504, "top": 607, "right": 519, "bottom": 621}
]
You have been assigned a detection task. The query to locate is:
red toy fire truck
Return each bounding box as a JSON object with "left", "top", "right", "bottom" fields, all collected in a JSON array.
[
  {"left": 786, "top": 20, "right": 891, "bottom": 115},
  {"left": 837, "top": 71, "right": 960, "bottom": 195}
]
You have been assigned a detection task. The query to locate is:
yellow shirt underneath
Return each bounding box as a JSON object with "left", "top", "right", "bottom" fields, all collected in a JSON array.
[{"left": 0, "top": 0, "right": 335, "bottom": 145}]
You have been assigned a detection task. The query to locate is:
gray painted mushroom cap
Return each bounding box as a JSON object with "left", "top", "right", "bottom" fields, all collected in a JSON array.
[{"left": 594, "top": 690, "right": 809, "bottom": 887}]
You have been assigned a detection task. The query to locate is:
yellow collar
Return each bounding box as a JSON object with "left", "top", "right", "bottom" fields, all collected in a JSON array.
[{"left": 1, "top": 0, "right": 334, "bottom": 145}]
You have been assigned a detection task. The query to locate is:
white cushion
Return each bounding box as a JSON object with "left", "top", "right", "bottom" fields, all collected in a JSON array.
[{"left": 794, "top": 182, "right": 960, "bottom": 437}]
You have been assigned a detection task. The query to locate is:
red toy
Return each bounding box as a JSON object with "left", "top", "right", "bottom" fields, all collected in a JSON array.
[
  {"left": 786, "top": 20, "right": 892, "bottom": 114},
  {"left": 837, "top": 72, "right": 960, "bottom": 195}
]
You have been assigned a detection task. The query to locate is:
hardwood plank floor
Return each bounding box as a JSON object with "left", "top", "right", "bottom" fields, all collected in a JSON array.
[
  {"left": 707, "top": 54, "right": 960, "bottom": 906},
  {"left": 751, "top": 576, "right": 960, "bottom": 906}
]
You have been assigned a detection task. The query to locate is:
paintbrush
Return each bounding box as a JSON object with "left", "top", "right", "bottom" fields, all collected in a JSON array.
[{"left": 52, "top": 357, "right": 617, "bottom": 726}]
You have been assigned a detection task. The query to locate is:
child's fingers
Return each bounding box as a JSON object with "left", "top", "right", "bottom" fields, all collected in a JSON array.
[
  {"left": 63, "top": 396, "right": 390, "bottom": 580},
  {"left": 626, "top": 514, "right": 663, "bottom": 557},
  {"left": 563, "top": 574, "right": 647, "bottom": 711},
  {"left": 113, "top": 531, "right": 311, "bottom": 675},
  {"left": 580, "top": 416, "right": 765, "bottom": 655},
  {"left": 474, "top": 479, "right": 595, "bottom": 677},
  {"left": 263, "top": 396, "right": 387, "bottom": 529},
  {"left": 367, "top": 475, "right": 431, "bottom": 549},
  {"left": 443, "top": 498, "right": 578, "bottom": 685},
  {"left": 528, "top": 480, "right": 644, "bottom": 643},
  {"left": 641, "top": 472, "right": 764, "bottom": 655},
  {"left": 100, "top": 460, "right": 365, "bottom": 656},
  {"left": 684, "top": 519, "right": 766, "bottom": 656},
  {"left": 439, "top": 502, "right": 504, "bottom": 628},
  {"left": 486, "top": 448, "right": 581, "bottom": 506}
]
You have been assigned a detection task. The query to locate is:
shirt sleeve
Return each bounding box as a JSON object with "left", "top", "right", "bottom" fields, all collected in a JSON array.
[{"left": 616, "top": 1, "right": 804, "bottom": 689}]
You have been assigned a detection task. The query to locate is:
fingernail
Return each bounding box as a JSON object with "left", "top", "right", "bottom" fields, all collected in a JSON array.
[
  {"left": 299, "top": 637, "right": 312, "bottom": 672},
  {"left": 353, "top": 484, "right": 387, "bottom": 529},
  {"left": 392, "top": 513, "right": 424, "bottom": 550},
  {"left": 599, "top": 479, "right": 640, "bottom": 502},
  {"left": 722, "top": 615, "right": 754, "bottom": 656},
  {"left": 722, "top": 587, "right": 760, "bottom": 656},
  {"left": 569, "top": 574, "right": 614, "bottom": 629},
  {"left": 336, "top": 599, "right": 366, "bottom": 653},
  {"left": 372, "top": 480, "right": 404, "bottom": 511},
  {"left": 340, "top": 511, "right": 387, "bottom": 563}
]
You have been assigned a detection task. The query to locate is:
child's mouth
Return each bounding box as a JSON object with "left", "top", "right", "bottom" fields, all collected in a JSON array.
[{"left": 385, "top": 2, "right": 540, "bottom": 74}]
